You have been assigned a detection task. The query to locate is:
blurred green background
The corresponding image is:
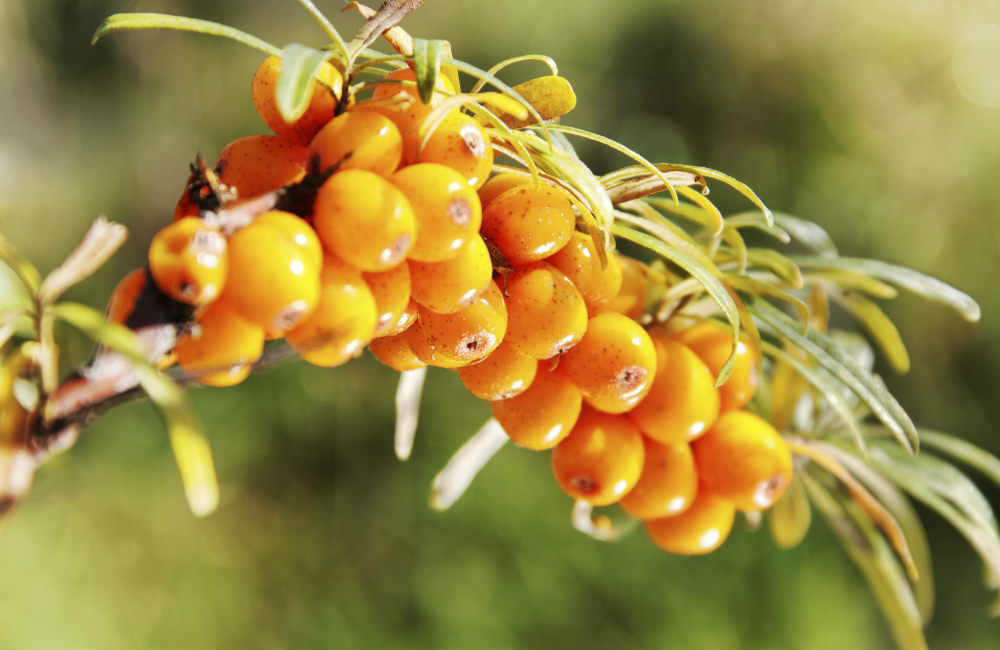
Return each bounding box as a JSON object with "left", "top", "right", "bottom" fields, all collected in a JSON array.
[{"left": 2, "top": 0, "right": 999, "bottom": 648}]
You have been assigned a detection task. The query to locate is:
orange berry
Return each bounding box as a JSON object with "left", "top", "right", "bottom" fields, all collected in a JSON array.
[
  {"left": 404, "top": 317, "right": 469, "bottom": 368},
  {"left": 645, "top": 487, "right": 736, "bottom": 556},
  {"left": 404, "top": 111, "right": 493, "bottom": 189},
  {"left": 380, "top": 298, "right": 419, "bottom": 338},
  {"left": 285, "top": 255, "right": 378, "bottom": 367},
  {"left": 610, "top": 254, "right": 648, "bottom": 319},
  {"left": 223, "top": 210, "right": 322, "bottom": 332},
  {"left": 560, "top": 312, "right": 657, "bottom": 414},
  {"left": 671, "top": 321, "right": 759, "bottom": 411},
  {"left": 371, "top": 68, "right": 455, "bottom": 104},
  {"left": 148, "top": 217, "right": 228, "bottom": 306},
  {"left": 478, "top": 173, "right": 530, "bottom": 208},
  {"left": 106, "top": 268, "right": 148, "bottom": 327},
  {"left": 408, "top": 235, "right": 492, "bottom": 314},
  {"left": 547, "top": 232, "right": 623, "bottom": 315},
  {"left": 480, "top": 183, "right": 575, "bottom": 265},
  {"left": 618, "top": 437, "right": 698, "bottom": 520},
  {"left": 367, "top": 68, "right": 456, "bottom": 136},
  {"left": 390, "top": 163, "right": 482, "bottom": 262},
  {"left": 457, "top": 340, "right": 537, "bottom": 401},
  {"left": 215, "top": 135, "right": 307, "bottom": 198},
  {"left": 551, "top": 407, "right": 645, "bottom": 506},
  {"left": 628, "top": 338, "right": 721, "bottom": 445},
  {"left": 412, "top": 280, "right": 507, "bottom": 364},
  {"left": 313, "top": 169, "right": 416, "bottom": 271},
  {"left": 308, "top": 109, "right": 403, "bottom": 176},
  {"left": 369, "top": 330, "right": 426, "bottom": 371},
  {"left": 490, "top": 362, "right": 582, "bottom": 450},
  {"left": 252, "top": 54, "right": 343, "bottom": 145},
  {"left": 503, "top": 262, "right": 588, "bottom": 359},
  {"left": 174, "top": 298, "right": 265, "bottom": 387},
  {"left": 692, "top": 410, "right": 792, "bottom": 512},
  {"left": 362, "top": 262, "right": 412, "bottom": 336}
]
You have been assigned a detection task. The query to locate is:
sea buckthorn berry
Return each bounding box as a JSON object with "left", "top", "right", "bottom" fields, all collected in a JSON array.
[
  {"left": 404, "top": 112, "right": 493, "bottom": 189},
  {"left": 409, "top": 235, "right": 492, "bottom": 314},
  {"left": 285, "top": 255, "right": 378, "bottom": 367},
  {"left": 480, "top": 183, "right": 575, "bottom": 265},
  {"left": 313, "top": 169, "right": 416, "bottom": 271},
  {"left": 148, "top": 217, "right": 228, "bottom": 306},
  {"left": 371, "top": 67, "right": 455, "bottom": 105},
  {"left": 610, "top": 254, "right": 648, "bottom": 319},
  {"left": 380, "top": 298, "right": 419, "bottom": 338},
  {"left": 106, "top": 268, "right": 148, "bottom": 326},
  {"left": 551, "top": 407, "right": 645, "bottom": 506},
  {"left": 367, "top": 69, "right": 456, "bottom": 136},
  {"left": 369, "top": 330, "right": 426, "bottom": 372},
  {"left": 628, "top": 338, "right": 721, "bottom": 445},
  {"left": 692, "top": 410, "right": 793, "bottom": 512},
  {"left": 503, "top": 262, "right": 588, "bottom": 359},
  {"left": 478, "top": 173, "right": 530, "bottom": 208},
  {"left": 174, "top": 298, "right": 265, "bottom": 387},
  {"left": 457, "top": 340, "right": 537, "bottom": 401},
  {"left": 413, "top": 280, "right": 507, "bottom": 364},
  {"left": 645, "top": 487, "right": 736, "bottom": 556},
  {"left": 560, "top": 312, "right": 657, "bottom": 414},
  {"left": 215, "top": 135, "right": 308, "bottom": 197},
  {"left": 672, "top": 321, "right": 759, "bottom": 411},
  {"left": 390, "top": 163, "right": 482, "bottom": 262},
  {"left": 618, "top": 437, "right": 698, "bottom": 520},
  {"left": 491, "top": 362, "right": 582, "bottom": 450},
  {"left": 252, "top": 54, "right": 343, "bottom": 145},
  {"left": 362, "top": 263, "right": 412, "bottom": 336},
  {"left": 404, "top": 317, "right": 470, "bottom": 368},
  {"left": 223, "top": 210, "right": 322, "bottom": 332},
  {"left": 547, "top": 232, "right": 623, "bottom": 315},
  {"left": 309, "top": 109, "right": 403, "bottom": 177}
]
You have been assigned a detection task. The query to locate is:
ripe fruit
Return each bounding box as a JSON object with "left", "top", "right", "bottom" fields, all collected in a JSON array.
[
  {"left": 404, "top": 111, "right": 493, "bottom": 188},
  {"left": 285, "top": 255, "right": 378, "bottom": 367},
  {"left": 368, "top": 330, "right": 426, "bottom": 371},
  {"left": 215, "top": 135, "right": 307, "bottom": 197},
  {"left": 611, "top": 254, "right": 648, "bottom": 319},
  {"left": 692, "top": 410, "right": 793, "bottom": 512},
  {"left": 618, "top": 437, "right": 698, "bottom": 520},
  {"left": 223, "top": 210, "right": 322, "bottom": 332},
  {"left": 408, "top": 235, "right": 492, "bottom": 314},
  {"left": 478, "top": 172, "right": 530, "bottom": 208},
  {"left": 404, "top": 318, "right": 470, "bottom": 369},
  {"left": 252, "top": 54, "right": 343, "bottom": 145},
  {"left": 105, "top": 268, "right": 148, "bottom": 327},
  {"left": 503, "top": 262, "right": 588, "bottom": 359},
  {"left": 367, "top": 69, "right": 456, "bottom": 136},
  {"left": 480, "top": 183, "right": 575, "bottom": 265},
  {"left": 551, "top": 407, "right": 645, "bottom": 506},
  {"left": 672, "top": 320, "right": 759, "bottom": 411},
  {"left": 380, "top": 298, "right": 419, "bottom": 338},
  {"left": 547, "top": 232, "right": 623, "bottom": 315},
  {"left": 390, "top": 163, "right": 483, "bottom": 262},
  {"left": 628, "top": 338, "right": 720, "bottom": 445},
  {"left": 412, "top": 280, "right": 507, "bottom": 365},
  {"left": 362, "top": 263, "right": 412, "bottom": 336},
  {"left": 308, "top": 109, "right": 403, "bottom": 176},
  {"left": 560, "top": 311, "right": 657, "bottom": 414},
  {"left": 313, "top": 169, "right": 416, "bottom": 271},
  {"left": 645, "top": 487, "right": 736, "bottom": 556},
  {"left": 148, "top": 217, "right": 228, "bottom": 306},
  {"left": 174, "top": 298, "right": 265, "bottom": 387},
  {"left": 490, "top": 363, "right": 582, "bottom": 450},
  {"left": 457, "top": 340, "right": 537, "bottom": 401}
]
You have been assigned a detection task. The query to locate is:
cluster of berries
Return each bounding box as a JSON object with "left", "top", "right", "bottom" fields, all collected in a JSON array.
[{"left": 107, "top": 53, "right": 793, "bottom": 556}]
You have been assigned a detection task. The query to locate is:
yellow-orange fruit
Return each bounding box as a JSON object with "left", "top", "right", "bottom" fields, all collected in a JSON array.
[
  {"left": 618, "top": 437, "right": 698, "bottom": 520},
  {"left": 412, "top": 280, "right": 507, "bottom": 364},
  {"left": 408, "top": 235, "right": 492, "bottom": 314},
  {"left": 672, "top": 321, "right": 759, "bottom": 411},
  {"left": 215, "top": 135, "right": 307, "bottom": 197},
  {"left": 644, "top": 487, "right": 736, "bottom": 556},
  {"left": 480, "top": 183, "right": 575, "bottom": 265},
  {"left": 390, "top": 163, "right": 483, "bottom": 262},
  {"left": 308, "top": 109, "right": 403, "bottom": 176},
  {"left": 503, "top": 262, "right": 588, "bottom": 359},
  {"left": 380, "top": 298, "right": 419, "bottom": 338},
  {"left": 610, "top": 254, "right": 648, "bottom": 319},
  {"left": 362, "top": 263, "right": 412, "bottom": 337},
  {"left": 404, "top": 111, "right": 493, "bottom": 189},
  {"left": 369, "top": 331, "right": 426, "bottom": 371},
  {"left": 628, "top": 338, "right": 720, "bottom": 445},
  {"left": 491, "top": 363, "right": 582, "bottom": 450},
  {"left": 547, "top": 232, "right": 623, "bottom": 315},
  {"left": 692, "top": 410, "right": 793, "bottom": 512},
  {"left": 174, "top": 298, "right": 265, "bottom": 387},
  {"left": 457, "top": 341, "right": 537, "bottom": 401},
  {"left": 551, "top": 408, "right": 645, "bottom": 506},
  {"left": 478, "top": 173, "right": 531, "bottom": 209},
  {"left": 148, "top": 217, "right": 228, "bottom": 306},
  {"left": 252, "top": 55, "right": 343, "bottom": 145}
]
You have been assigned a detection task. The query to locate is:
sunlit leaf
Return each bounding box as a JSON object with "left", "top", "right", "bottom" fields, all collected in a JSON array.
[
  {"left": 274, "top": 43, "right": 332, "bottom": 123},
  {"left": 771, "top": 213, "right": 838, "bottom": 256},
  {"left": 768, "top": 474, "right": 812, "bottom": 549},
  {"left": 497, "top": 76, "right": 577, "bottom": 130},
  {"left": 728, "top": 276, "right": 810, "bottom": 325},
  {"left": 294, "top": 0, "right": 348, "bottom": 58},
  {"left": 806, "top": 270, "right": 899, "bottom": 299},
  {"left": 0, "top": 234, "right": 41, "bottom": 296},
  {"left": 832, "top": 292, "right": 910, "bottom": 374},
  {"left": 656, "top": 164, "right": 772, "bottom": 226},
  {"left": 918, "top": 430, "right": 1000, "bottom": 488},
  {"left": 412, "top": 38, "right": 446, "bottom": 104},
  {"left": 745, "top": 249, "right": 804, "bottom": 288},
  {"left": 91, "top": 13, "right": 279, "bottom": 56}
]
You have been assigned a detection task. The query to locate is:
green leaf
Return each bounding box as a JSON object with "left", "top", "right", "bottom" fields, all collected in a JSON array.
[
  {"left": 750, "top": 298, "right": 918, "bottom": 452},
  {"left": 293, "top": 0, "right": 348, "bottom": 59},
  {"left": 92, "top": 13, "right": 280, "bottom": 56},
  {"left": 771, "top": 213, "right": 838, "bottom": 256},
  {"left": 792, "top": 256, "right": 981, "bottom": 322},
  {"left": 918, "top": 430, "right": 1000, "bottom": 488},
  {"left": 745, "top": 248, "right": 804, "bottom": 288},
  {"left": 806, "top": 270, "right": 899, "bottom": 299},
  {"left": 0, "top": 263, "right": 31, "bottom": 314},
  {"left": 412, "top": 38, "right": 445, "bottom": 105},
  {"left": 768, "top": 474, "right": 812, "bottom": 549},
  {"left": 275, "top": 43, "right": 332, "bottom": 123},
  {"left": 51, "top": 302, "right": 218, "bottom": 516},
  {"left": 832, "top": 292, "right": 910, "bottom": 373},
  {"left": 0, "top": 233, "right": 41, "bottom": 296},
  {"left": 613, "top": 222, "right": 739, "bottom": 386},
  {"left": 724, "top": 211, "right": 792, "bottom": 244},
  {"left": 655, "top": 164, "right": 773, "bottom": 226},
  {"left": 728, "top": 276, "right": 810, "bottom": 325}
]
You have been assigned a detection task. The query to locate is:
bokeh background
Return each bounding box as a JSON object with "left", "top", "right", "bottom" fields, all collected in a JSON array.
[{"left": 2, "top": 0, "right": 999, "bottom": 648}]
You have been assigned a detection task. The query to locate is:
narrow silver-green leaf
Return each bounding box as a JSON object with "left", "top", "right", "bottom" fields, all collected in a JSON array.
[
  {"left": 0, "top": 233, "right": 41, "bottom": 296},
  {"left": 793, "top": 256, "right": 981, "bottom": 322},
  {"left": 771, "top": 213, "right": 838, "bottom": 256},
  {"left": 918, "top": 430, "right": 1000, "bottom": 488},
  {"left": 751, "top": 298, "right": 918, "bottom": 452},
  {"left": 92, "top": 13, "right": 279, "bottom": 56},
  {"left": 728, "top": 276, "right": 810, "bottom": 325},
  {"left": 832, "top": 291, "right": 911, "bottom": 374},
  {"left": 275, "top": 43, "right": 331, "bottom": 123},
  {"left": 656, "top": 164, "right": 772, "bottom": 226},
  {"left": 412, "top": 38, "right": 445, "bottom": 104},
  {"left": 724, "top": 211, "right": 792, "bottom": 244},
  {"left": 746, "top": 248, "right": 804, "bottom": 287}
]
